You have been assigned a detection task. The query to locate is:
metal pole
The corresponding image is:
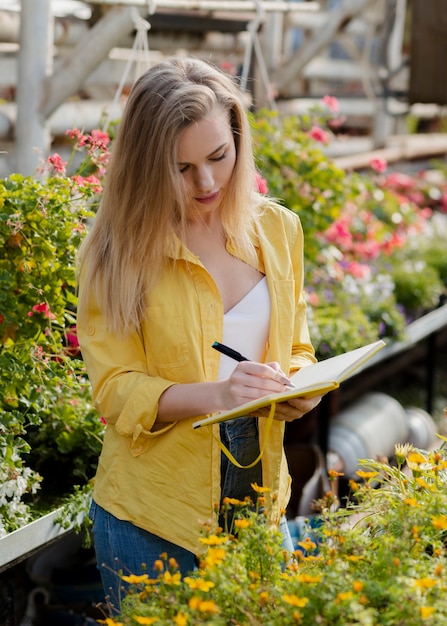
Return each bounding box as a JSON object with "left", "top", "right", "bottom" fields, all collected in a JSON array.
[{"left": 16, "top": 0, "right": 53, "bottom": 174}]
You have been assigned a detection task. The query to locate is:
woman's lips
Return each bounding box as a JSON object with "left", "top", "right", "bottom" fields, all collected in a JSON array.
[{"left": 195, "top": 191, "right": 219, "bottom": 204}]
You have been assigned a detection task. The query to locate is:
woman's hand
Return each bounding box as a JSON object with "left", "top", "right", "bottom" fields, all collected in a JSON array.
[
  {"left": 257, "top": 394, "right": 323, "bottom": 422},
  {"left": 219, "top": 360, "right": 293, "bottom": 410}
]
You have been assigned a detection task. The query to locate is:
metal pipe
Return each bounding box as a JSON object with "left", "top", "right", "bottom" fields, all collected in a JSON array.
[{"left": 86, "top": 0, "right": 321, "bottom": 12}]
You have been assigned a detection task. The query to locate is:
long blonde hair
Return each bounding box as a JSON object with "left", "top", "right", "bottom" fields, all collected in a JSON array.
[{"left": 78, "top": 57, "right": 264, "bottom": 335}]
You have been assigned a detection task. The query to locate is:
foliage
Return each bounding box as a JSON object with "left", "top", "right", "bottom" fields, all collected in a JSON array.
[
  {"left": 251, "top": 103, "right": 447, "bottom": 357},
  {"left": 0, "top": 132, "right": 108, "bottom": 536},
  {"left": 106, "top": 442, "right": 447, "bottom": 625}
]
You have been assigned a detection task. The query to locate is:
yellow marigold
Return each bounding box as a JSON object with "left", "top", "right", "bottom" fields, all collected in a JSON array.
[
  {"left": 283, "top": 594, "right": 309, "bottom": 608},
  {"left": 346, "top": 555, "right": 364, "bottom": 562},
  {"left": 259, "top": 591, "right": 269, "bottom": 604},
  {"left": 404, "top": 498, "right": 419, "bottom": 507},
  {"left": 353, "top": 581, "right": 364, "bottom": 592},
  {"left": 204, "top": 547, "right": 226, "bottom": 567},
  {"left": 163, "top": 571, "right": 182, "bottom": 585},
  {"left": 432, "top": 515, "right": 447, "bottom": 530},
  {"left": 199, "top": 535, "right": 229, "bottom": 546},
  {"left": 189, "top": 597, "right": 219, "bottom": 614},
  {"left": 297, "top": 537, "right": 317, "bottom": 552},
  {"left": 348, "top": 479, "right": 359, "bottom": 492},
  {"left": 356, "top": 470, "right": 379, "bottom": 480},
  {"left": 328, "top": 469, "right": 344, "bottom": 478},
  {"left": 133, "top": 617, "right": 159, "bottom": 625},
  {"left": 121, "top": 574, "right": 151, "bottom": 585},
  {"left": 168, "top": 557, "right": 179, "bottom": 570},
  {"left": 408, "top": 451, "right": 428, "bottom": 465},
  {"left": 173, "top": 613, "right": 188, "bottom": 626},
  {"left": 98, "top": 619, "right": 123, "bottom": 626},
  {"left": 222, "top": 497, "right": 245, "bottom": 506},
  {"left": 234, "top": 518, "right": 252, "bottom": 529},
  {"left": 153, "top": 560, "right": 164, "bottom": 572},
  {"left": 184, "top": 577, "right": 215, "bottom": 592},
  {"left": 337, "top": 591, "right": 353, "bottom": 602},
  {"left": 413, "top": 577, "right": 438, "bottom": 589},
  {"left": 296, "top": 573, "right": 322, "bottom": 583},
  {"left": 420, "top": 606, "right": 436, "bottom": 619},
  {"left": 393, "top": 557, "right": 400, "bottom": 566},
  {"left": 416, "top": 477, "right": 433, "bottom": 490},
  {"left": 434, "top": 564, "right": 443, "bottom": 576},
  {"left": 251, "top": 483, "right": 271, "bottom": 493}
]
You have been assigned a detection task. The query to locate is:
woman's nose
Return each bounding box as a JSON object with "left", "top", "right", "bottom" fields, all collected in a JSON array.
[{"left": 194, "top": 165, "right": 214, "bottom": 191}]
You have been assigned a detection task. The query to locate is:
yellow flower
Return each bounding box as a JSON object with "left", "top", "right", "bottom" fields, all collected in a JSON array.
[
  {"left": 251, "top": 483, "right": 271, "bottom": 493},
  {"left": 98, "top": 619, "right": 123, "bottom": 626},
  {"left": 173, "top": 613, "right": 188, "bottom": 626},
  {"left": 420, "top": 606, "right": 436, "bottom": 619},
  {"left": 297, "top": 537, "right": 317, "bottom": 552},
  {"left": 404, "top": 497, "right": 419, "bottom": 507},
  {"left": 431, "top": 515, "right": 447, "bottom": 530},
  {"left": 133, "top": 618, "right": 159, "bottom": 625},
  {"left": 234, "top": 518, "right": 252, "bottom": 529},
  {"left": 199, "top": 535, "right": 229, "bottom": 546},
  {"left": 121, "top": 574, "right": 151, "bottom": 585},
  {"left": 162, "top": 571, "right": 182, "bottom": 585},
  {"left": 337, "top": 591, "right": 353, "bottom": 602},
  {"left": 153, "top": 560, "right": 164, "bottom": 572},
  {"left": 184, "top": 577, "right": 215, "bottom": 591},
  {"left": 296, "top": 573, "right": 322, "bottom": 583},
  {"left": 283, "top": 594, "right": 309, "bottom": 608},
  {"left": 189, "top": 597, "right": 219, "bottom": 613},
  {"left": 327, "top": 469, "right": 344, "bottom": 478},
  {"left": 204, "top": 547, "right": 226, "bottom": 567},
  {"left": 408, "top": 451, "right": 428, "bottom": 465},
  {"left": 345, "top": 555, "right": 364, "bottom": 562},
  {"left": 356, "top": 470, "right": 379, "bottom": 480},
  {"left": 222, "top": 497, "right": 245, "bottom": 506},
  {"left": 413, "top": 578, "right": 438, "bottom": 589},
  {"left": 353, "top": 581, "right": 364, "bottom": 592}
]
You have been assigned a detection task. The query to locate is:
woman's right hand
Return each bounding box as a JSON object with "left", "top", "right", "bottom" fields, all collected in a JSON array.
[{"left": 219, "top": 361, "right": 292, "bottom": 410}]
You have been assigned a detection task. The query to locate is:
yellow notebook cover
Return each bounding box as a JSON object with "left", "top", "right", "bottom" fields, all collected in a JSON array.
[{"left": 193, "top": 339, "right": 386, "bottom": 429}]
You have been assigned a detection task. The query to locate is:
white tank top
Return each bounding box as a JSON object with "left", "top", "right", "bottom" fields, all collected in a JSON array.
[{"left": 217, "top": 276, "right": 271, "bottom": 380}]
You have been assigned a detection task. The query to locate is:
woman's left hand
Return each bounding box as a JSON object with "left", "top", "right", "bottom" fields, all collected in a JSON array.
[{"left": 257, "top": 394, "right": 323, "bottom": 422}]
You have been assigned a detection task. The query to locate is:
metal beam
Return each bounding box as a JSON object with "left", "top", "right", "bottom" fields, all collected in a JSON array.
[{"left": 16, "top": 0, "right": 53, "bottom": 174}]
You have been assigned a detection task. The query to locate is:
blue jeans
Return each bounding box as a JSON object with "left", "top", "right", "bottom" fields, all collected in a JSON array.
[
  {"left": 90, "top": 417, "right": 293, "bottom": 610},
  {"left": 89, "top": 501, "right": 196, "bottom": 612}
]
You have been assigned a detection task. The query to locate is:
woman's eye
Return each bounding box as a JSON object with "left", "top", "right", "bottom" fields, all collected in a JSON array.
[
  {"left": 179, "top": 164, "right": 189, "bottom": 174},
  {"left": 211, "top": 153, "right": 226, "bottom": 162}
]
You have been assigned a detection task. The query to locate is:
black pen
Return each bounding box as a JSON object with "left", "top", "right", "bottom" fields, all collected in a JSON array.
[{"left": 212, "top": 341, "right": 295, "bottom": 388}]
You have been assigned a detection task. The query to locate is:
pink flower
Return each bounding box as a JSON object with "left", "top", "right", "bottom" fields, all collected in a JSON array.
[
  {"left": 307, "top": 125, "right": 330, "bottom": 144},
  {"left": 100, "top": 416, "right": 108, "bottom": 425},
  {"left": 345, "top": 261, "right": 371, "bottom": 280},
  {"left": 30, "top": 302, "right": 55, "bottom": 320},
  {"left": 71, "top": 174, "right": 103, "bottom": 194},
  {"left": 320, "top": 95, "right": 339, "bottom": 113},
  {"left": 370, "top": 157, "right": 387, "bottom": 173},
  {"left": 307, "top": 292, "right": 320, "bottom": 307},
  {"left": 47, "top": 153, "right": 67, "bottom": 174},
  {"left": 383, "top": 172, "right": 415, "bottom": 190},
  {"left": 255, "top": 172, "right": 268, "bottom": 194},
  {"left": 89, "top": 129, "right": 111, "bottom": 150}
]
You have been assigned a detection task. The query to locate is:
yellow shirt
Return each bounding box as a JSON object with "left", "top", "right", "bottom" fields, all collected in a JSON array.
[{"left": 77, "top": 202, "right": 316, "bottom": 554}]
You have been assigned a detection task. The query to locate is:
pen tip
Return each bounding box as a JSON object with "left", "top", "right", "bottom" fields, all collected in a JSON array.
[{"left": 212, "top": 341, "right": 218, "bottom": 347}]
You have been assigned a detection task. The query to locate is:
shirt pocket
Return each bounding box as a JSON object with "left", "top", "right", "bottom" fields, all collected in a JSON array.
[{"left": 144, "top": 304, "right": 191, "bottom": 369}]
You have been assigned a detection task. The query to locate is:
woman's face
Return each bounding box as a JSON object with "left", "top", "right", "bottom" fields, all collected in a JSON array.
[{"left": 176, "top": 106, "right": 237, "bottom": 217}]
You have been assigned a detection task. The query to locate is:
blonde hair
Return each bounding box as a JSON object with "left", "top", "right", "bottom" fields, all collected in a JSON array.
[{"left": 78, "top": 57, "right": 264, "bottom": 335}]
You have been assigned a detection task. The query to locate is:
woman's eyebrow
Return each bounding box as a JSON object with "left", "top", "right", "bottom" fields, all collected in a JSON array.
[{"left": 177, "top": 142, "right": 228, "bottom": 165}]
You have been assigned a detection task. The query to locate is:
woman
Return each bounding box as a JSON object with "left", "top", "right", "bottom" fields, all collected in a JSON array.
[{"left": 77, "top": 56, "right": 321, "bottom": 610}]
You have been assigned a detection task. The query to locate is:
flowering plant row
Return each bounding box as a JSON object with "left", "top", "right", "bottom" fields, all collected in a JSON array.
[
  {"left": 104, "top": 440, "right": 447, "bottom": 625},
  {"left": 0, "top": 101, "right": 447, "bottom": 536}
]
